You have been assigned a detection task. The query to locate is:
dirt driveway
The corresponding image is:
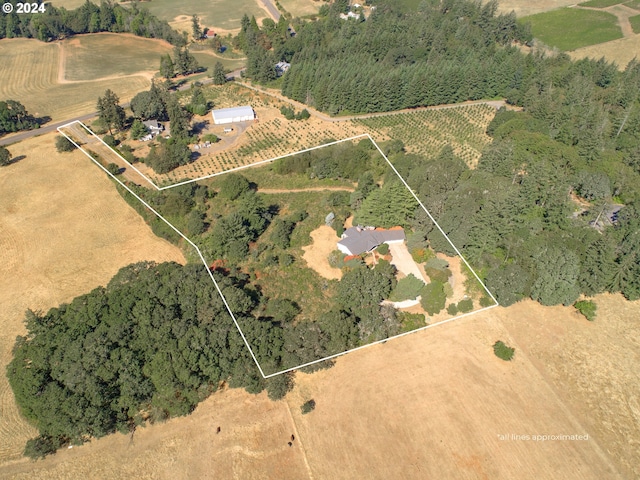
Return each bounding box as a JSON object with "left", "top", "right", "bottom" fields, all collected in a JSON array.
[{"left": 388, "top": 242, "right": 425, "bottom": 281}]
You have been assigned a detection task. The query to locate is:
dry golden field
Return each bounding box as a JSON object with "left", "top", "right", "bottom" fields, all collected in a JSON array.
[
  {"left": 278, "top": 0, "right": 322, "bottom": 17},
  {"left": 0, "top": 35, "right": 171, "bottom": 122},
  {"left": 0, "top": 133, "right": 185, "bottom": 467},
  {"left": 497, "top": 0, "right": 578, "bottom": 17},
  {"left": 570, "top": 34, "right": 640, "bottom": 68},
  {"left": 1, "top": 296, "right": 636, "bottom": 479}
]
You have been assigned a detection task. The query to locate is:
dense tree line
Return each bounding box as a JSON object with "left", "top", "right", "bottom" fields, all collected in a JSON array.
[
  {"left": 0, "top": 100, "right": 40, "bottom": 136},
  {"left": 389, "top": 55, "right": 640, "bottom": 306},
  {"left": 0, "top": 0, "right": 185, "bottom": 45},
  {"left": 7, "top": 261, "right": 295, "bottom": 458},
  {"left": 238, "top": 0, "right": 532, "bottom": 113}
]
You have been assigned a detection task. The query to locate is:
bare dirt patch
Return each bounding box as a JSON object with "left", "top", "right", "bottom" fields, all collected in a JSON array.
[
  {"left": 302, "top": 225, "right": 342, "bottom": 280},
  {"left": 0, "top": 133, "right": 184, "bottom": 465}
]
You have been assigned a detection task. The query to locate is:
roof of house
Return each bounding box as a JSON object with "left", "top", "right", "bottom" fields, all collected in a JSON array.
[
  {"left": 338, "top": 227, "right": 405, "bottom": 255},
  {"left": 143, "top": 120, "right": 161, "bottom": 129},
  {"left": 211, "top": 105, "right": 254, "bottom": 120}
]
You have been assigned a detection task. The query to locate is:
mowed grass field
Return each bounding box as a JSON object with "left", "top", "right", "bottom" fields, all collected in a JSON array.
[
  {"left": 0, "top": 133, "right": 185, "bottom": 465},
  {"left": 0, "top": 34, "right": 174, "bottom": 122},
  {"left": 278, "top": 0, "right": 322, "bottom": 17},
  {"left": 522, "top": 8, "right": 623, "bottom": 50},
  {"left": 137, "top": 0, "right": 269, "bottom": 35},
  {"left": 62, "top": 33, "right": 172, "bottom": 82},
  {"left": 630, "top": 13, "right": 640, "bottom": 32},
  {"left": 1, "top": 296, "right": 634, "bottom": 478}
]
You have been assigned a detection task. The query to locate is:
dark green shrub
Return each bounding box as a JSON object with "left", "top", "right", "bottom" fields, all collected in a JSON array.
[
  {"left": 301, "top": 399, "right": 316, "bottom": 414},
  {"left": 420, "top": 281, "right": 446, "bottom": 315},
  {"left": 457, "top": 298, "right": 473, "bottom": 313},
  {"left": 377, "top": 243, "right": 389, "bottom": 255},
  {"left": 55, "top": 135, "right": 76, "bottom": 152},
  {"left": 479, "top": 295, "right": 495, "bottom": 307},
  {"left": 103, "top": 134, "right": 117, "bottom": 147},
  {"left": 106, "top": 163, "right": 121, "bottom": 175},
  {"left": 447, "top": 303, "right": 458, "bottom": 315},
  {"left": 574, "top": 300, "right": 597, "bottom": 321},
  {"left": 425, "top": 267, "right": 451, "bottom": 284},
  {"left": 389, "top": 274, "right": 424, "bottom": 301},
  {"left": 493, "top": 340, "right": 515, "bottom": 361}
]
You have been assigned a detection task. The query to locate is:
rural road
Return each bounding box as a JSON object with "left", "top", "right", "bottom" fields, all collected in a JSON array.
[
  {"left": 1, "top": 66, "right": 503, "bottom": 147},
  {"left": 235, "top": 81, "right": 506, "bottom": 122},
  {"left": 260, "top": 0, "right": 281, "bottom": 21},
  {"left": 0, "top": 67, "right": 245, "bottom": 147},
  {"left": 257, "top": 186, "right": 355, "bottom": 194}
]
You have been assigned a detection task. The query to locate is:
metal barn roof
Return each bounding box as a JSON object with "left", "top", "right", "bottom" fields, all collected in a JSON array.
[{"left": 211, "top": 105, "right": 254, "bottom": 120}]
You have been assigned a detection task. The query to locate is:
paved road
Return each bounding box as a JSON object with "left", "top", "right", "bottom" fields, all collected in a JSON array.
[
  {"left": 0, "top": 67, "right": 246, "bottom": 147},
  {"left": 260, "top": 0, "right": 281, "bottom": 21}
]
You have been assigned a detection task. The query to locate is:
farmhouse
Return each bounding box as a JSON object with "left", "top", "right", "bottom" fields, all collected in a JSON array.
[
  {"left": 211, "top": 106, "right": 255, "bottom": 125},
  {"left": 143, "top": 120, "right": 163, "bottom": 135},
  {"left": 337, "top": 226, "right": 405, "bottom": 256}
]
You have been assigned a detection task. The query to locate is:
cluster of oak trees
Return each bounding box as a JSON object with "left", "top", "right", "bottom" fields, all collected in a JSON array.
[
  {"left": 0, "top": 0, "right": 184, "bottom": 45},
  {"left": 0, "top": 100, "right": 40, "bottom": 136}
]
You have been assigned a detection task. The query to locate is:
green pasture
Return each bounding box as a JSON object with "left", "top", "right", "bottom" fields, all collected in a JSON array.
[
  {"left": 522, "top": 8, "right": 623, "bottom": 51},
  {"left": 578, "top": 0, "right": 624, "bottom": 8},
  {"left": 630, "top": 14, "right": 640, "bottom": 33}
]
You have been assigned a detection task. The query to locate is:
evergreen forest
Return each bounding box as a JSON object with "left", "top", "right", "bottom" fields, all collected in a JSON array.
[{"left": 0, "top": 0, "right": 185, "bottom": 45}]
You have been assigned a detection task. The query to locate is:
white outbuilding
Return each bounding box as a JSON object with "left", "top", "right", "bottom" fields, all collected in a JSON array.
[{"left": 211, "top": 105, "right": 255, "bottom": 125}]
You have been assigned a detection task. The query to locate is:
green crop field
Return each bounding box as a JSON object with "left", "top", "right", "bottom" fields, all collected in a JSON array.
[
  {"left": 523, "top": 8, "right": 623, "bottom": 51},
  {"left": 630, "top": 14, "right": 640, "bottom": 33},
  {"left": 63, "top": 34, "right": 172, "bottom": 81},
  {"left": 579, "top": 0, "right": 624, "bottom": 7}
]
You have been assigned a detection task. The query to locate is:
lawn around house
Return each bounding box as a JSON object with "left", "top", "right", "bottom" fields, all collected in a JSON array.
[{"left": 523, "top": 8, "right": 623, "bottom": 51}]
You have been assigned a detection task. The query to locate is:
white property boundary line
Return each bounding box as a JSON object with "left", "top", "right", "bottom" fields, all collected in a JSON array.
[
  {"left": 58, "top": 121, "right": 499, "bottom": 379},
  {"left": 58, "top": 119, "right": 371, "bottom": 192}
]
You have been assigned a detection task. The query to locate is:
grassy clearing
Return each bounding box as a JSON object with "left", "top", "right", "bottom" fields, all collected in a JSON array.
[
  {"left": 140, "top": 0, "right": 268, "bottom": 34},
  {"left": 278, "top": 0, "right": 322, "bottom": 17},
  {"left": 0, "top": 37, "right": 151, "bottom": 122},
  {"left": 523, "top": 8, "right": 623, "bottom": 51},
  {"left": 569, "top": 33, "right": 640, "bottom": 68},
  {"left": 579, "top": 0, "right": 624, "bottom": 7},
  {"left": 630, "top": 13, "right": 640, "bottom": 32},
  {"left": 63, "top": 34, "right": 171, "bottom": 81}
]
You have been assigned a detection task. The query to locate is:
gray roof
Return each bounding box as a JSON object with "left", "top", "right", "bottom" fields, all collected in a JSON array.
[
  {"left": 211, "top": 105, "right": 254, "bottom": 120},
  {"left": 338, "top": 227, "right": 405, "bottom": 255},
  {"left": 142, "top": 120, "right": 162, "bottom": 130}
]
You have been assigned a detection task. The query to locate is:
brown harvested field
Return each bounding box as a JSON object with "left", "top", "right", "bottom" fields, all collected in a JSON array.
[
  {"left": 302, "top": 225, "right": 343, "bottom": 280},
  {"left": 0, "top": 35, "right": 168, "bottom": 123},
  {"left": 497, "top": 0, "right": 578, "bottom": 16},
  {"left": 0, "top": 133, "right": 184, "bottom": 466},
  {"left": 2, "top": 296, "right": 635, "bottom": 478},
  {"left": 570, "top": 34, "right": 640, "bottom": 68}
]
